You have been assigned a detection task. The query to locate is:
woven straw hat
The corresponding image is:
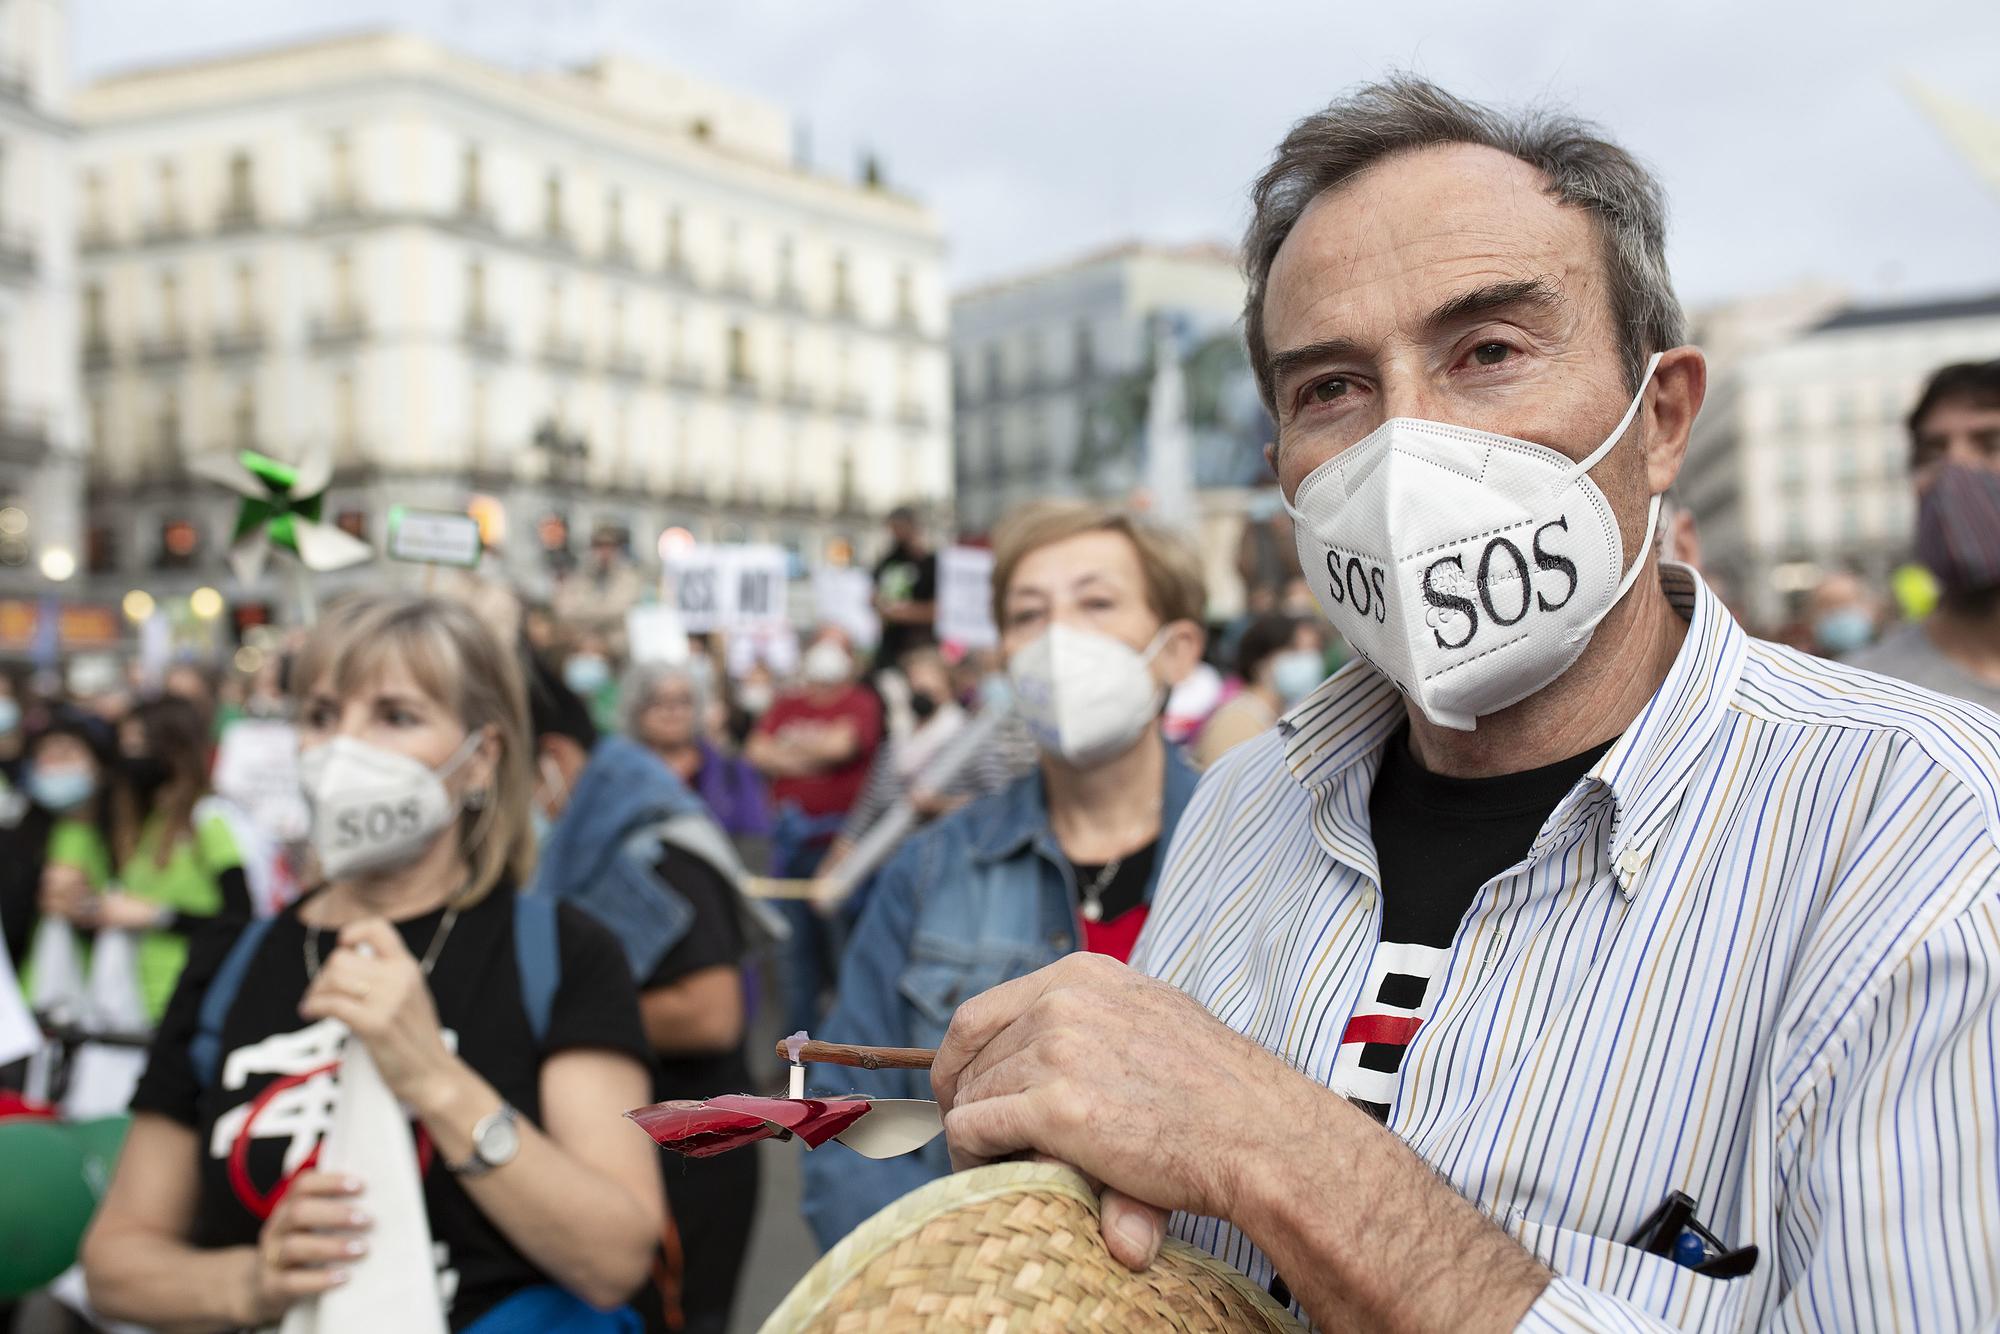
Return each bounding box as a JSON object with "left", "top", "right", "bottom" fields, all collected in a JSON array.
[{"left": 760, "top": 1161, "right": 1302, "bottom": 1332}]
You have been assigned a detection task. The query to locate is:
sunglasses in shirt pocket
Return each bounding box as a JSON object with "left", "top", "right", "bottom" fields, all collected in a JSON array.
[{"left": 1502, "top": 1209, "right": 1759, "bottom": 1330}]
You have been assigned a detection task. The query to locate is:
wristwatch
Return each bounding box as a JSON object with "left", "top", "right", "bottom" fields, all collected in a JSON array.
[{"left": 447, "top": 1103, "right": 521, "bottom": 1178}]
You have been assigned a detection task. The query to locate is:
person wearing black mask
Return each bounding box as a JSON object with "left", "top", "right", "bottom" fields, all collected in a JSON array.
[{"left": 1852, "top": 358, "right": 2000, "bottom": 710}]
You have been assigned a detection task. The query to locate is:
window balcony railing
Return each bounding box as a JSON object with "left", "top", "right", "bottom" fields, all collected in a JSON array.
[
  {"left": 0, "top": 411, "right": 50, "bottom": 466},
  {"left": 462, "top": 313, "right": 508, "bottom": 357},
  {"left": 83, "top": 335, "right": 115, "bottom": 371},
  {"left": 831, "top": 390, "right": 869, "bottom": 420},
  {"left": 895, "top": 401, "right": 931, "bottom": 429},
  {"left": 317, "top": 191, "right": 368, "bottom": 222},
  {"left": 540, "top": 333, "right": 587, "bottom": 371},
  {"left": 604, "top": 237, "right": 639, "bottom": 271},
  {"left": 779, "top": 381, "right": 815, "bottom": 410},
  {"left": 142, "top": 215, "right": 190, "bottom": 244},
  {"left": 211, "top": 323, "right": 266, "bottom": 358},
  {"left": 216, "top": 199, "right": 260, "bottom": 233},
  {"left": 727, "top": 371, "right": 760, "bottom": 400},
  {"left": 310, "top": 311, "right": 369, "bottom": 348},
  {"left": 605, "top": 347, "right": 646, "bottom": 380},
  {"left": 665, "top": 361, "right": 706, "bottom": 392},
  {"left": 457, "top": 196, "right": 499, "bottom": 233},
  {"left": 0, "top": 230, "right": 33, "bottom": 282},
  {"left": 137, "top": 332, "right": 191, "bottom": 367}
]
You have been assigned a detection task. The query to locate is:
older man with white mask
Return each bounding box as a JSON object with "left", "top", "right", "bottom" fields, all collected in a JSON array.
[{"left": 931, "top": 78, "right": 2000, "bottom": 1332}]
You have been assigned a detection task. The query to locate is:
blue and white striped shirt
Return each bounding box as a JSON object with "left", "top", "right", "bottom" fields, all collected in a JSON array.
[{"left": 1134, "top": 564, "right": 2000, "bottom": 1331}]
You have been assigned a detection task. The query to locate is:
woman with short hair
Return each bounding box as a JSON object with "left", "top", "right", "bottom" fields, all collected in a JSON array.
[
  {"left": 84, "top": 591, "right": 664, "bottom": 1332},
  {"left": 803, "top": 499, "right": 1209, "bottom": 1248}
]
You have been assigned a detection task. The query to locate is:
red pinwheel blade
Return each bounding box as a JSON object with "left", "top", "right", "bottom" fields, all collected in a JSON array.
[{"left": 627, "top": 1095, "right": 875, "bottom": 1157}]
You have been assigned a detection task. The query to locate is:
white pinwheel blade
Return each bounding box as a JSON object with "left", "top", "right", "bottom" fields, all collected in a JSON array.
[
  {"left": 289, "top": 442, "right": 334, "bottom": 503},
  {"left": 291, "top": 519, "right": 374, "bottom": 573},
  {"left": 187, "top": 450, "right": 269, "bottom": 499},
  {"left": 228, "top": 531, "right": 271, "bottom": 584},
  {"left": 830, "top": 1099, "right": 943, "bottom": 1160}
]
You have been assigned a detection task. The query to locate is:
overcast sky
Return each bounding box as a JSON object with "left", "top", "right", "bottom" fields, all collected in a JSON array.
[{"left": 72, "top": 0, "right": 2000, "bottom": 311}]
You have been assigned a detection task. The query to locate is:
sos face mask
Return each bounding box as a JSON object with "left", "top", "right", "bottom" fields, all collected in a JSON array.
[{"left": 1284, "top": 354, "right": 1663, "bottom": 731}]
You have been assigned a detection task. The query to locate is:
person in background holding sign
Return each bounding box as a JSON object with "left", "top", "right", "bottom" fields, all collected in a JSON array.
[
  {"left": 801, "top": 500, "right": 1206, "bottom": 1249},
  {"left": 83, "top": 591, "right": 663, "bottom": 1332},
  {"left": 872, "top": 506, "right": 938, "bottom": 671},
  {"left": 1850, "top": 359, "right": 2000, "bottom": 710},
  {"left": 746, "top": 631, "right": 881, "bottom": 1039},
  {"left": 927, "top": 79, "right": 2000, "bottom": 1332}
]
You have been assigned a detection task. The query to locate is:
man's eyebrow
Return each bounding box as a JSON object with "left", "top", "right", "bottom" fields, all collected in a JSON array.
[
  {"left": 1423, "top": 277, "right": 1564, "bottom": 335},
  {"left": 1264, "top": 337, "right": 1367, "bottom": 397}
]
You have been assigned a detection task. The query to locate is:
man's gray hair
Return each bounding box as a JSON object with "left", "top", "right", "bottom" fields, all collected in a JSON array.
[{"left": 1244, "top": 75, "right": 1686, "bottom": 408}]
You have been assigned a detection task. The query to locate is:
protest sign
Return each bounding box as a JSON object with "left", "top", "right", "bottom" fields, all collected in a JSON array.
[{"left": 936, "top": 545, "right": 998, "bottom": 650}]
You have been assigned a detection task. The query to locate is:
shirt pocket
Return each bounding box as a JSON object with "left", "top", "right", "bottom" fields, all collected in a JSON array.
[
  {"left": 897, "top": 958, "right": 1015, "bottom": 1052},
  {"left": 1506, "top": 1211, "right": 1756, "bottom": 1333}
]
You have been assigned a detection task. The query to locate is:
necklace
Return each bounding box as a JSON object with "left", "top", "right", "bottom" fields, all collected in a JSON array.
[
  {"left": 303, "top": 897, "right": 463, "bottom": 983},
  {"left": 1077, "top": 857, "right": 1123, "bottom": 924}
]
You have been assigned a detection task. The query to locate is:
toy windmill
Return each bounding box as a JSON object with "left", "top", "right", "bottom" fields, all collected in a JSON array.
[{"left": 189, "top": 447, "right": 372, "bottom": 623}]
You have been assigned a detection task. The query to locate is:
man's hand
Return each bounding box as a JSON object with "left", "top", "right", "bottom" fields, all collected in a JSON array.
[
  {"left": 931, "top": 953, "right": 1321, "bottom": 1269},
  {"left": 932, "top": 953, "right": 1551, "bottom": 1330}
]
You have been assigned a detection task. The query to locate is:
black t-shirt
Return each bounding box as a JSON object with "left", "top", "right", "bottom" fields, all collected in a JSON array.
[
  {"left": 129, "top": 883, "right": 653, "bottom": 1331},
  {"left": 1067, "top": 840, "right": 1157, "bottom": 924},
  {"left": 1348, "top": 725, "right": 1615, "bottom": 1121},
  {"left": 872, "top": 543, "right": 938, "bottom": 666},
  {"left": 640, "top": 845, "right": 752, "bottom": 1104}
]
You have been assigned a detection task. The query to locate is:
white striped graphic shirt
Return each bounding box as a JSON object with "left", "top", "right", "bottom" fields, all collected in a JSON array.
[{"left": 1133, "top": 564, "right": 2000, "bottom": 1332}]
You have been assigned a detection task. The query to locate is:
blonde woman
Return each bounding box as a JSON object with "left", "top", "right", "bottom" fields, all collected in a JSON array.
[{"left": 83, "top": 592, "right": 664, "bottom": 1332}]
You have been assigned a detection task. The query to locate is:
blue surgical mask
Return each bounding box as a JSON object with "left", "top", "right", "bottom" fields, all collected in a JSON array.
[
  {"left": 28, "top": 766, "right": 97, "bottom": 813},
  {"left": 563, "top": 654, "right": 611, "bottom": 695},
  {"left": 530, "top": 805, "right": 553, "bottom": 847},
  {"left": 1814, "top": 609, "right": 1875, "bottom": 657},
  {"left": 1269, "top": 649, "right": 1328, "bottom": 706},
  {"left": 0, "top": 698, "right": 20, "bottom": 735}
]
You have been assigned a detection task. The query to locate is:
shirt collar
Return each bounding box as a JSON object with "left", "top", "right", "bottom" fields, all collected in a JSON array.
[
  {"left": 1277, "top": 561, "right": 1747, "bottom": 900},
  {"left": 967, "top": 738, "right": 1203, "bottom": 866}
]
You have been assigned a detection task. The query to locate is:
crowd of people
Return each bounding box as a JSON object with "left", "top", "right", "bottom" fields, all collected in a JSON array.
[{"left": 2, "top": 76, "right": 1998, "bottom": 1334}]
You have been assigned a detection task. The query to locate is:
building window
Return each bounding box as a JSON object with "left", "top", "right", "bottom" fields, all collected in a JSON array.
[
  {"left": 333, "top": 373, "right": 357, "bottom": 459},
  {"left": 1074, "top": 320, "right": 1095, "bottom": 378},
  {"left": 985, "top": 342, "right": 1003, "bottom": 397},
  {"left": 832, "top": 253, "right": 853, "bottom": 314},
  {"left": 1776, "top": 393, "right": 1800, "bottom": 433},
  {"left": 544, "top": 276, "right": 563, "bottom": 340},
  {"left": 543, "top": 171, "right": 564, "bottom": 241},
  {"left": 87, "top": 525, "right": 117, "bottom": 575},
  {"left": 156, "top": 160, "right": 181, "bottom": 230},
  {"left": 83, "top": 283, "right": 106, "bottom": 343},
  {"left": 778, "top": 236, "right": 796, "bottom": 295},
  {"left": 470, "top": 375, "right": 490, "bottom": 458},
  {"left": 84, "top": 171, "right": 108, "bottom": 238},
  {"left": 159, "top": 270, "right": 181, "bottom": 338},
  {"left": 727, "top": 325, "right": 752, "bottom": 385},
  {"left": 606, "top": 190, "right": 627, "bottom": 260},
  {"left": 232, "top": 384, "right": 256, "bottom": 450},
  {"left": 156, "top": 391, "right": 182, "bottom": 458},
  {"left": 894, "top": 267, "right": 915, "bottom": 326},
  {"left": 466, "top": 259, "right": 488, "bottom": 327},
  {"left": 224, "top": 150, "right": 254, "bottom": 222},
  {"left": 330, "top": 249, "right": 357, "bottom": 322},
  {"left": 665, "top": 208, "right": 684, "bottom": 268},
  {"left": 329, "top": 132, "right": 355, "bottom": 207},
  {"left": 233, "top": 262, "right": 257, "bottom": 333},
  {"left": 460, "top": 144, "right": 484, "bottom": 215}
]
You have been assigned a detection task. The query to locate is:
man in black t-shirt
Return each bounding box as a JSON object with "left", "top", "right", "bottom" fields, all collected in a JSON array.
[
  {"left": 523, "top": 656, "right": 766, "bottom": 1334},
  {"left": 871, "top": 506, "right": 938, "bottom": 669}
]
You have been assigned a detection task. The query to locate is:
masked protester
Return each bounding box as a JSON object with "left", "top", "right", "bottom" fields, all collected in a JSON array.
[
  {"left": 1849, "top": 359, "right": 2000, "bottom": 709},
  {"left": 744, "top": 630, "right": 882, "bottom": 1039},
  {"left": 800, "top": 500, "right": 1207, "bottom": 1250},
  {"left": 921, "top": 82, "right": 2000, "bottom": 1333},
  {"left": 1193, "top": 614, "right": 1331, "bottom": 767},
  {"left": 84, "top": 592, "right": 664, "bottom": 1334},
  {"left": 0, "top": 713, "right": 127, "bottom": 987}
]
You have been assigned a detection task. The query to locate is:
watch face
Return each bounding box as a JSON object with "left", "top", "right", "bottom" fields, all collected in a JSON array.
[{"left": 479, "top": 1110, "right": 521, "bottom": 1166}]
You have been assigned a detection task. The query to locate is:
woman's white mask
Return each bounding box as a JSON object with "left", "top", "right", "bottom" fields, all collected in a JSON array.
[
  {"left": 298, "top": 732, "right": 484, "bottom": 881},
  {"left": 1008, "top": 623, "right": 1167, "bottom": 769},
  {"left": 1283, "top": 354, "right": 1662, "bottom": 731}
]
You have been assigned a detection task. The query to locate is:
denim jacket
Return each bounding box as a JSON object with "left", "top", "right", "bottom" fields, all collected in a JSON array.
[{"left": 800, "top": 742, "right": 1201, "bottom": 1249}]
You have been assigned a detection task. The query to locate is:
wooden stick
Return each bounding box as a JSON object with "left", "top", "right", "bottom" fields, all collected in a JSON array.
[{"left": 777, "top": 1039, "right": 936, "bottom": 1071}]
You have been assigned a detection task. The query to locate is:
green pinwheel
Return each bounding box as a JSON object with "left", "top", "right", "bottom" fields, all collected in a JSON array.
[{"left": 190, "top": 446, "right": 373, "bottom": 586}]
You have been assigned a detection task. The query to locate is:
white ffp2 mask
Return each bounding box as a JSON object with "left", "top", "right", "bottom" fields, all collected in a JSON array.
[
  {"left": 299, "top": 733, "right": 483, "bottom": 881},
  {"left": 1008, "top": 623, "right": 1166, "bottom": 768},
  {"left": 1284, "top": 355, "right": 1663, "bottom": 731}
]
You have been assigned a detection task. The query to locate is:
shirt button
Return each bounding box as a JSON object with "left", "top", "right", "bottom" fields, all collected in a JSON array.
[{"left": 1615, "top": 848, "right": 1647, "bottom": 889}]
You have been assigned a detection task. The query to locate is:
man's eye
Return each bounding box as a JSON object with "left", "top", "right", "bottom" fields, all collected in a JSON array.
[
  {"left": 1471, "top": 342, "right": 1512, "bottom": 366},
  {"left": 1308, "top": 377, "right": 1350, "bottom": 404}
]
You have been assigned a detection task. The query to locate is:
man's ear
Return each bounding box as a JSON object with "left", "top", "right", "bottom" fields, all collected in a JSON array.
[{"left": 1645, "top": 346, "right": 1706, "bottom": 496}]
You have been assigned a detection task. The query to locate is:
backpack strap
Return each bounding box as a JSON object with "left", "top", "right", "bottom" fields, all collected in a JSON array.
[
  {"left": 190, "top": 917, "right": 277, "bottom": 1090},
  {"left": 513, "top": 893, "right": 559, "bottom": 1048}
]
